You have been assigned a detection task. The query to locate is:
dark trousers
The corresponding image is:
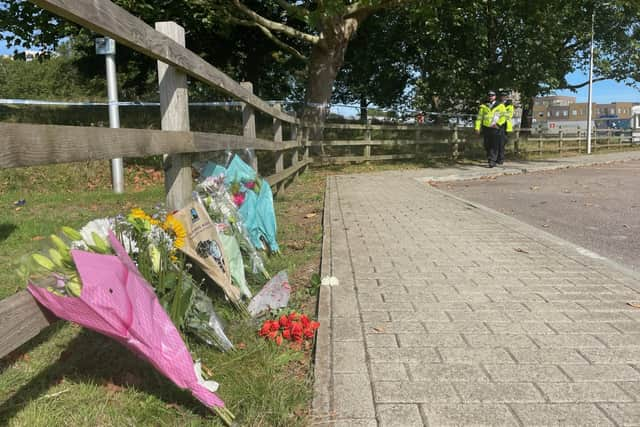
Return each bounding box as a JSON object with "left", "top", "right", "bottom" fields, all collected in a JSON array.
[
  {"left": 482, "top": 126, "right": 501, "bottom": 166},
  {"left": 497, "top": 126, "right": 508, "bottom": 164}
]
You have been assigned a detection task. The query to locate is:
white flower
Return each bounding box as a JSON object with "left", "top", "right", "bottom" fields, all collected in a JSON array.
[
  {"left": 80, "top": 218, "right": 114, "bottom": 247},
  {"left": 321, "top": 276, "right": 339, "bottom": 286}
]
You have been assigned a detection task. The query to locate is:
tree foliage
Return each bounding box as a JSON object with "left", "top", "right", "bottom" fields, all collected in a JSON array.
[{"left": 410, "top": 0, "right": 640, "bottom": 121}]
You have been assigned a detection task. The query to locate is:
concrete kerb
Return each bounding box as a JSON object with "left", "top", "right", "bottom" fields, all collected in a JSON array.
[
  {"left": 416, "top": 151, "right": 640, "bottom": 183},
  {"left": 312, "top": 177, "right": 334, "bottom": 426}
]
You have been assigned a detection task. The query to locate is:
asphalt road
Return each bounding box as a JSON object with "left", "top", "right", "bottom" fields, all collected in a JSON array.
[{"left": 436, "top": 160, "right": 640, "bottom": 271}]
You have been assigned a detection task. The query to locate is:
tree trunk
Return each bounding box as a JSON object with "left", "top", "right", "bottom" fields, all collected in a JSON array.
[{"left": 302, "top": 16, "right": 366, "bottom": 154}]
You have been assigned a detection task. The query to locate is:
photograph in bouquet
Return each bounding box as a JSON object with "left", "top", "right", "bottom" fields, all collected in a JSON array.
[{"left": 173, "top": 201, "right": 246, "bottom": 312}]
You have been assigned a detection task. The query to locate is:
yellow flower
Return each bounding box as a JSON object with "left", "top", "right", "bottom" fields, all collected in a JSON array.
[
  {"left": 129, "top": 208, "right": 150, "bottom": 220},
  {"left": 163, "top": 214, "right": 186, "bottom": 249}
]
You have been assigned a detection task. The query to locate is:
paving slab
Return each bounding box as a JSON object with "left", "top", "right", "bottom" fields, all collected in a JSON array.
[{"left": 313, "top": 151, "right": 640, "bottom": 426}]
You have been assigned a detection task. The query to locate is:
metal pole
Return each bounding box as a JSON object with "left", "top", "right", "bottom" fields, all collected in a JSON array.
[
  {"left": 98, "top": 37, "right": 125, "bottom": 194},
  {"left": 586, "top": 9, "right": 595, "bottom": 155}
]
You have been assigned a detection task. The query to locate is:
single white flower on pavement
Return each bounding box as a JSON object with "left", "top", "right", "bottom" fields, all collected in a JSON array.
[{"left": 321, "top": 276, "right": 339, "bottom": 286}]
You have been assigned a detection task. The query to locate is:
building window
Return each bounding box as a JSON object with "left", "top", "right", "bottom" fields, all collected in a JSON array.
[
  {"left": 555, "top": 111, "right": 560, "bottom": 117},
  {"left": 547, "top": 111, "right": 551, "bottom": 117},
  {"left": 563, "top": 111, "right": 568, "bottom": 117},
  {"left": 572, "top": 110, "right": 577, "bottom": 116}
]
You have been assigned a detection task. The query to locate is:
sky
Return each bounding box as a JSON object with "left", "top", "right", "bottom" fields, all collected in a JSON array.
[{"left": 553, "top": 70, "right": 640, "bottom": 103}]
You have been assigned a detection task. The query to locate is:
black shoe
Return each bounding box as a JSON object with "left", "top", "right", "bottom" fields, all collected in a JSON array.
[
  {"left": 488, "top": 163, "right": 496, "bottom": 168},
  {"left": 496, "top": 161, "right": 504, "bottom": 165}
]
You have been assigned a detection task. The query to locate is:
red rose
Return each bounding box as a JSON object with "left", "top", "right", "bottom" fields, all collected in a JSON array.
[
  {"left": 310, "top": 321, "right": 320, "bottom": 330},
  {"left": 300, "top": 315, "right": 310, "bottom": 328},
  {"left": 279, "top": 315, "right": 290, "bottom": 328},
  {"left": 259, "top": 322, "right": 271, "bottom": 336},
  {"left": 303, "top": 327, "right": 315, "bottom": 338},
  {"left": 282, "top": 329, "right": 292, "bottom": 340},
  {"left": 269, "top": 320, "right": 280, "bottom": 332},
  {"left": 288, "top": 312, "right": 299, "bottom": 322},
  {"left": 267, "top": 330, "right": 278, "bottom": 340}
]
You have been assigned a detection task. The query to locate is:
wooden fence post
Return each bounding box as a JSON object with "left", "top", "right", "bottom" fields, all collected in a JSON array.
[
  {"left": 364, "top": 119, "right": 371, "bottom": 161},
  {"left": 303, "top": 126, "right": 310, "bottom": 172},
  {"left": 451, "top": 124, "right": 459, "bottom": 160},
  {"left": 538, "top": 133, "right": 543, "bottom": 156},
  {"left": 559, "top": 130, "right": 563, "bottom": 156},
  {"left": 156, "top": 21, "right": 191, "bottom": 211},
  {"left": 291, "top": 119, "right": 300, "bottom": 178},
  {"left": 240, "top": 81, "right": 258, "bottom": 171},
  {"left": 415, "top": 123, "right": 421, "bottom": 157},
  {"left": 514, "top": 130, "right": 520, "bottom": 155},
  {"left": 273, "top": 104, "right": 284, "bottom": 193}
]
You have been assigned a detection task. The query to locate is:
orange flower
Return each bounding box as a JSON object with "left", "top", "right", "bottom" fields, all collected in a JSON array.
[
  {"left": 310, "top": 321, "right": 320, "bottom": 330},
  {"left": 275, "top": 335, "right": 283, "bottom": 346}
]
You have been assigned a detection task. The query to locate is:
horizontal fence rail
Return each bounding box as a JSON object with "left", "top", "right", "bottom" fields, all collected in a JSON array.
[{"left": 0, "top": 123, "right": 301, "bottom": 169}]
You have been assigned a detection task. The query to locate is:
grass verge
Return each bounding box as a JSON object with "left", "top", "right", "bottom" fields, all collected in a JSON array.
[{"left": 0, "top": 161, "right": 324, "bottom": 426}]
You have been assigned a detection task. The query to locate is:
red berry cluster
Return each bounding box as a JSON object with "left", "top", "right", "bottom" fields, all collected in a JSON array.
[{"left": 259, "top": 312, "right": 320, "bottom": 347}]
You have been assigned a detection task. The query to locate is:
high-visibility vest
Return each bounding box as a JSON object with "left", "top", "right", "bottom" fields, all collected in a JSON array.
[
  {"left": 475, "top": 102, "right": 506, "bottom": 131},
  {"left": 504, "top": 103, "right": 515, "bottom": 132}
]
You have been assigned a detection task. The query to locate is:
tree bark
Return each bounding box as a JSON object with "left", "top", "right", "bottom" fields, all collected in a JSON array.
[{"left": 302, "top": 15, "right": 366, "bottom": 152}]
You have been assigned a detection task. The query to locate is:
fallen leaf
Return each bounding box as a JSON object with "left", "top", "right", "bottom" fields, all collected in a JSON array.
[
  {"left": 514, "top": 248, "right": 529, "bottom": 254},
  {"left": 542, "top": 224, "right": 550, "bottom": 228},
  {"left": 15, "top": 207, "right": 22, "bottom": 212},
  {"left": 166, "top": 403, "right": 182, "bottom": 411},
  {"left": 627, "top": 302, "right": 640, "bottom": 309},
  {"left": 236, "top": 342, "right": 247, "bottom": 350},
  {"left": 623, "top": 224, "right": 630, "bottom": 229},
  {"left": 31, "top": 236, "right": 45, "bottom": 241},
  {"left": 372, "top": 326, "right": 385, "bottom": 333},
  {"left": 304, "top": 213, "right": 317, "bottom": 219},
  {"left": 530, "top": 186, "right": 540, "bottom": 191}
]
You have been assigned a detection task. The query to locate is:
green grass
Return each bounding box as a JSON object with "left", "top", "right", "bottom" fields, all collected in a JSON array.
[{"left": 0, "top": 161, "right": 325, "bottom": 426}]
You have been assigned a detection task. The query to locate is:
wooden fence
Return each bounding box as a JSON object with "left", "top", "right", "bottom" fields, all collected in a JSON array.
[
  {"left": 0, "top": 0, "right": 310, "bottom": 359},
  {"left": 316, "top": 123, "right": 637, "bottom": 164}
]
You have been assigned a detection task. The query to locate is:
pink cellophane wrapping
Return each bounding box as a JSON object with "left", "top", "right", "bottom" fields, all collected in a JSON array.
[{"left": 27, "top": 232, "right": 224, "bottom": 409}]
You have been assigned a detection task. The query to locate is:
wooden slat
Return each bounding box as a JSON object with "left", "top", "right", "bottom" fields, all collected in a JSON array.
[
  {"left": 266, "top": 158, "right": 312, "bottom": 187},
  {"left": 0, "top": 291, "right": 57, "bottom": 359},
  {"left": 320, "top": 139, "right": 434, "bottom": 146},
  {"left": 323, "top": 123, "right": 430, "bottom": 131},
  {"left": 0, "top": 123, "right": 301, "bottom": 168},
  {"left": 321, "top": 154, "right": 416, "bottom": 164},
  {"left": 30, "top": 0, "right": 295, "bottom": 124}
]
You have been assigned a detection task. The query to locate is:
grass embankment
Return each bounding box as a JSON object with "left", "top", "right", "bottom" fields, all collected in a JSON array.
[{"left": 0, "top": 160, "right": 324, "bottom": 426}]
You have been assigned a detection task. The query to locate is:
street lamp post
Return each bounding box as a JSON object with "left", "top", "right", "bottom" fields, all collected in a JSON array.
[{"left": 586, "top": 9, "right": 595, "bottom": 154}]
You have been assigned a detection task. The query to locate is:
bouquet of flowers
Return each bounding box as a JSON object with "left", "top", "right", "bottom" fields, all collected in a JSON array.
[
  {"left": 22, "top": 228, "right": 234, "bottom": 424},
  {"left": 117, "top": 209, "right": 234, "bottom": 351},
  {"left": 198, "top": 175, "right": 269, "bottom": 280},
  {"left": 258, "top": 311, "right": 319, "bottom": 349}
]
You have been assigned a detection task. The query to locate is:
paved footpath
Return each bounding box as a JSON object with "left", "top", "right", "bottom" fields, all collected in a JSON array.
[{"left": 313, "top": 151, "right": 640, "bottom": 426}]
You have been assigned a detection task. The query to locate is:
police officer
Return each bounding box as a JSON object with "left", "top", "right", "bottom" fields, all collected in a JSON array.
[
  {"left": 497, "top": 91, "right": 514, "bottom": 165},
  {"left": 474, "top": 90, "right": 506, "bottom": 168}
]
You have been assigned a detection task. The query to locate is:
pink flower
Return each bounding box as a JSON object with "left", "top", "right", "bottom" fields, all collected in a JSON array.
[
  {"left": 232, "top": 192, "right": 245, "bottom": 206},
  {"left": 244, "top": 181, "right": 255, "bottom": 190}
]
